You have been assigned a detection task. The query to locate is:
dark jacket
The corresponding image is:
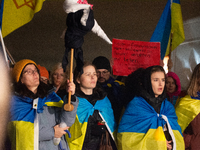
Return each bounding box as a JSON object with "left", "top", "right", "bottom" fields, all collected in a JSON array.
[
  {"left": 75, "top": 89, "right": 117, "bottom": 150},
  {"left": 99, "top": 76, "right": 124, "bottom": 124},
  {"left": 183, "top": 113, "right": 200, "bottom": 150}
]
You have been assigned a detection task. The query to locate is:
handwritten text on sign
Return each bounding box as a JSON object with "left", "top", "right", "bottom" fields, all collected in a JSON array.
[{"left": 112, "top": 39, "right": 160, "bottom": 76}]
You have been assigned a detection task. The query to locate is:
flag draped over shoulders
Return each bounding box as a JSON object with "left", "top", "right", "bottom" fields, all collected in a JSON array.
[
  {"left": 8, "top": 92, "right": 63, "bottom": 150},
  {"left": 150, "top": 0, "right": 185, "bottom": 59},
  {"left": 117, "top": 96, "right": 184, "bottom": 150},
  {"left": 1, "top": 0, "right": 45, "bottom": 37},
  {"left": 175, "top": 95, "right": 200, "bottom": 133},
  {"left": 66, "top": 96, "right": 116, "bottom": 150}
]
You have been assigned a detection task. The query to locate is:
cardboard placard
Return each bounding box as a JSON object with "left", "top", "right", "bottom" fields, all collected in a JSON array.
[{"left": 112, "top": 38, "right": 160, "bottom": 76}]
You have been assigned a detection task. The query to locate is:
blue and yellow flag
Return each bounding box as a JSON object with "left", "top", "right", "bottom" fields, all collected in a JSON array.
[
  {"left": 66, "top": 96, "right": 117, "bottom": 150},
  {"left": 150, "top": 0, "right": 185, "bottom": 59},
  {"left": 117, "top": 96, "right": 184, "bottom": 150},
  {"left": 176, "top": 95, "right": 200, "bottom": 133},
  {"left": 9, "top": 92, "right": 63, "bottom": 150},
  {"left": 0, "top": 0, "right": 45, "bottom": 37}
]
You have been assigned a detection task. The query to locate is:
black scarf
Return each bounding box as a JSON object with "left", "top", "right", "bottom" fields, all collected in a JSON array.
[
  {"left": 138, "top": 66, "right": 166, "bottom": 113},
  {"left": 75, "top": 85, "right": 107, "bottom": 106}
]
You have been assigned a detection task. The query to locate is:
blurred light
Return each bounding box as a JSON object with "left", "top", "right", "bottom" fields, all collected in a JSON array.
[{"left": 163, "top": 56, "right": 169, "bottom": 73}]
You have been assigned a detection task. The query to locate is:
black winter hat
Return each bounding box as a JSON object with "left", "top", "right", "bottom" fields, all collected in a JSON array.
[{"left": 92, "top": 56, "right": 111, "bottom": 72}]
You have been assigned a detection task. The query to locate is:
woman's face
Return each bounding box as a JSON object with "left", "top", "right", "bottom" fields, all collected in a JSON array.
[
  {"left": 20, "top": 64, "right": 40, "bottom": 92},
  {"left": 52, "top": 68, "right": 64, "bottom": 87},
  {"left": 166, "top": 76, "right": 176, "bottom": 94},
  {"left": 77, "top": 65, "right": 97, "bottom": 91},
  {"left": 151, "top": 71, "right": 165, "bottom": 97}
]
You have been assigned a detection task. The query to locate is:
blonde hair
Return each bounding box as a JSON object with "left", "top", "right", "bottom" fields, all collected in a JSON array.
[
  {"left": 187, "top": 63, "right": 200, "bottom": 97},
  {"left": 49, "top": 62, "right": 69, "bottom": 89}
]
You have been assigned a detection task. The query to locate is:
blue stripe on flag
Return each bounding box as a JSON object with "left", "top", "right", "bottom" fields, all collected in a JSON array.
[
  {"left": 173, "top": 0, "right": 180, "bottom": 4},
  {"left": 150, "top": 0, "right": 171, "bottom": 59},
  {"left": 0, "top": 0, "right": 4, "bottom": 29},
  {"left": 150, "top": 0, "right": 185, "bottom": 60}
]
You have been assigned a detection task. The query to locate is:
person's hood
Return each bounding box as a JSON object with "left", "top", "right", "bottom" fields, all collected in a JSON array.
[{"left": 166, "top": 72, "right": 181, "bottom": 98}]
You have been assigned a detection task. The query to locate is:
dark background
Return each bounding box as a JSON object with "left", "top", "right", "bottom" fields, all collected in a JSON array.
[{"left": 3, "top": 0, "right": 200, "bottom": 71}]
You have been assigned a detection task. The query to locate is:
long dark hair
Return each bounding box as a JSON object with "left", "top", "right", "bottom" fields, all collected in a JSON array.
[
  {"left": 123, "top": 68, "right": 145, "bottom": 106},
  {"left": 123, "top": 65, "right": 166, "bottom": 110},
  {"left": 13, "top": 64, "right": 52, "bottom": 99}
]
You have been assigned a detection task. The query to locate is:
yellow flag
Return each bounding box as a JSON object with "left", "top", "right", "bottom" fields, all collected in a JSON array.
[{"left": 2, "top": 0, "right": 45, "bottom": 37}]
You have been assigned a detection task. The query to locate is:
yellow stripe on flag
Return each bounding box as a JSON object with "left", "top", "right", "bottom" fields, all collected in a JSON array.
[
  {"left": 117, "top": 129, "right": 167, "bottom": 150},
  {"left": 8, "top": 121, "right": 34, "bottom": 150},
  {"left": 2, "top": 0, "right": 45, "bottom": 37},
  {"left": 117, "top": 128, "right": 184, "bottom": 150},
  {"left": 165, "top": 2, "right": 185, "bottom": 56},
  {"left": 45, "top": 100, "right": 64, "bottom": 108}
]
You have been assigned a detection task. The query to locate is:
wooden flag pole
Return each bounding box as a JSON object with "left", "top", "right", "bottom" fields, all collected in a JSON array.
[
  {"left": 64, "top": 48, "right": 74, "bottom": 111},
  {"left": 168, "top": 32, "right": 173, "bottom": 72}
]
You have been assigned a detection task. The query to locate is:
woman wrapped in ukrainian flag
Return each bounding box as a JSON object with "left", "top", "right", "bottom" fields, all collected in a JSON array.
[
  {"left": 117, "top": 65, "right": 184, "bottom": 150},
  {"left": 176, "top": 63, "right": 200, "bottom": 149},
  {"left": 66, "top": 62, "right": 117, "bottom": 150},
  {"left": 9, "top": 59, "right": 79, "bottom": 150}
]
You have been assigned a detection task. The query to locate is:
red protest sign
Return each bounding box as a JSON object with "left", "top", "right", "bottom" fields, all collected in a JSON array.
[{"left": 112, "top": 38, "right": 160, "bottom": 76}]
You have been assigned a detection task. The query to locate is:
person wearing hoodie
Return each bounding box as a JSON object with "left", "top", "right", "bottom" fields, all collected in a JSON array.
[
  {"left": 117, "top": 65, "right": 184, "bottom": 150},
  {"left": 166, "top": 72, "right": 181, "bottom": 106}
]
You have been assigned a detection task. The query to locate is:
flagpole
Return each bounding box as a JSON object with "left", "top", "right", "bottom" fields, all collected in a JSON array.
[
  {"left": 5, "top": 47, "right": 15, "bottom": 65},
  {"left": 168, "top": 32, "right": 173, "bottom": 72},
  {"left": 0, "top": 29, "right": 9, "bottom": 68}
]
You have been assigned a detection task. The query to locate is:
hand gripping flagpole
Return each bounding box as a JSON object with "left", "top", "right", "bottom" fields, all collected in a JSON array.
[{"left": 64, "top": 48, "right": 74, "bottom": 111}]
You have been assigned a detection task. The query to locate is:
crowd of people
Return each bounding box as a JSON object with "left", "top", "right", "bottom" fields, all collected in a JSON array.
[{"left": 2, "top": 54, "right": 200, "bottom": 150}]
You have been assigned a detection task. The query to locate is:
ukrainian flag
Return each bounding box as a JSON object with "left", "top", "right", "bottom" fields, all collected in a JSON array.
[
  {"left": 8, "top": 92, "right": 63, "bottom": 150},
  {"left": 0, "top": 0, "right": 45, "bottom": 37},
  {"left": 150, "top": 0, "right": 185, "bottom": 59},
  {"left": 66, "top": 96, "right": 117, "bottom": 150},
  {"left": 176, "top": 95, "right": 200, "bottom": 133},
  {"left": 117, "top": 97, "right": 184, "bottom": 150}
]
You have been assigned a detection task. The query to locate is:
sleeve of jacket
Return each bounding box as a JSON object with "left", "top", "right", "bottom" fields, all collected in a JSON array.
[
  {"left": 184, "top": 113, "right": 200, "bottom": 149},
  {"left": 61, "top": 95, "right": 79, "bottom": 127}
]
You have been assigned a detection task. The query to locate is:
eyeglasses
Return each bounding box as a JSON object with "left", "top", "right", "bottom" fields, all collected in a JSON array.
[
  {"left": 97, "top": 71, "right": 109, "bottom": 76},
  {"left": 23, "top": 69, "right": 38, "bottom": 75}
]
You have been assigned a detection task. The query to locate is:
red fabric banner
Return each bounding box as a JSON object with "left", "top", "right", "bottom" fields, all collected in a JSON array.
[{"left": 112, "top": 38, "right": 160, "bottom": 76}]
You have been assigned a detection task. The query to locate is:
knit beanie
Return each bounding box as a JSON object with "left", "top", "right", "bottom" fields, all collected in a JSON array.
[
  {"left": 12, "top": 59, "right": 37, "bottom": 83},
  {"left": 92, "top": 56, "right": 111, "bottom": 72},
  {"left": 37, "top": 65, "right": 49, "bottom": 80}
]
